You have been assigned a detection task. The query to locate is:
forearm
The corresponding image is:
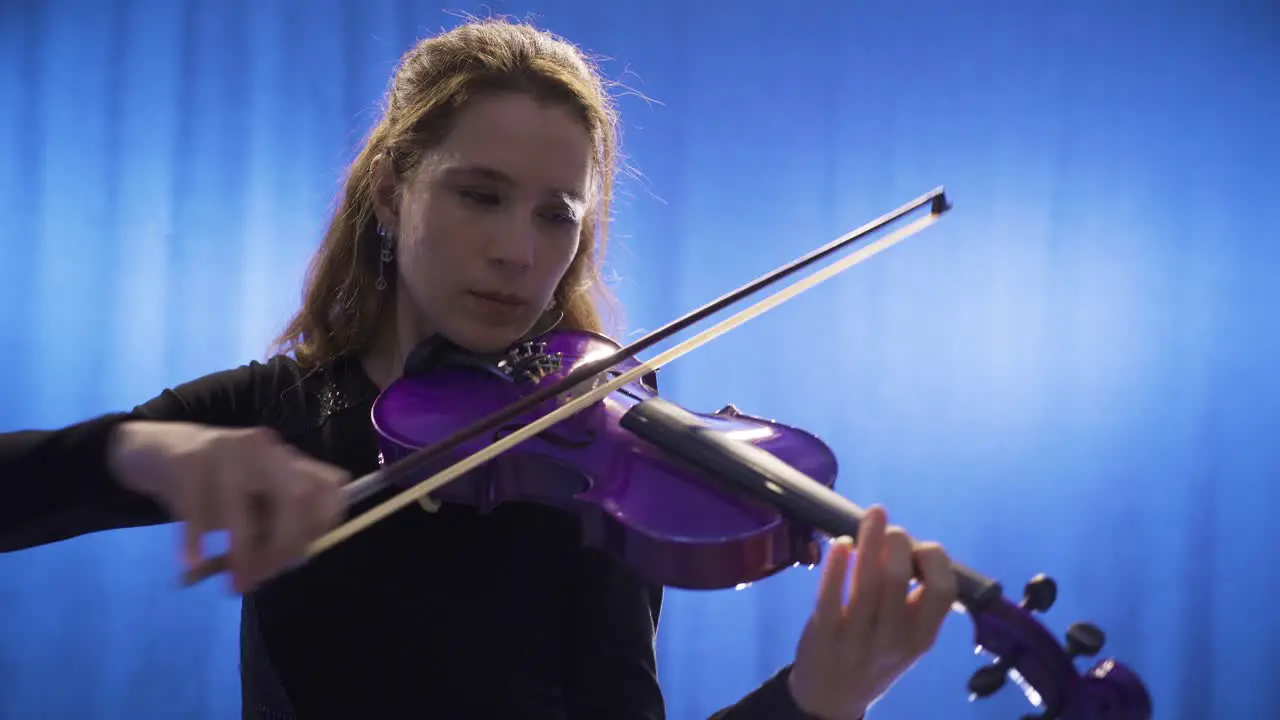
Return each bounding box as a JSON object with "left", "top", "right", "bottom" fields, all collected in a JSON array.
[
  {"left": 0, "top": 415, "right": 169, "bottom": 552},
  {"left": 0, "top": 358, "right": 294, "bottom": 553}
]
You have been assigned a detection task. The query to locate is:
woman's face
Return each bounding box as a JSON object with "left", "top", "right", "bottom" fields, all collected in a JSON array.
[{"left": 379, "top": 91, "right": 593, "bottom": 354}]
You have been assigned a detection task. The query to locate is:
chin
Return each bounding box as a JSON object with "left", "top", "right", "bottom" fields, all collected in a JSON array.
[{"left": 439, "top": 321, "right": 531, "bottom": 356}]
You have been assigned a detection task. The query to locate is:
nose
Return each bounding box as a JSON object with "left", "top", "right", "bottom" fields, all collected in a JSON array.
[{"left": 486, "top": 215, "right": 536, "bottom": 272}]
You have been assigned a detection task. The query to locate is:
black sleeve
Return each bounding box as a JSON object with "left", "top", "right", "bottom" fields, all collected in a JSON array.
[
  {"left": 0, "top": 357, "right": 296, "bottom": 553},
  {"left": 563, "top": 548, "right": 666, "bottom": 719},
  {"left": 706, "top": 666, "right": 834, "bottom": 719},
  {"left": 562, "top": 549, "right": 839, "bottom": 720}
]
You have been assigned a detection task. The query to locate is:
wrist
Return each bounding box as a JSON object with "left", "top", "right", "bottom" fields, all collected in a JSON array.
[
  {"left": 105, "top": 420, "right": 149, "bottom": 494},
  {"left": 784, "top": 667, "right": 867, "bottom": 720}
]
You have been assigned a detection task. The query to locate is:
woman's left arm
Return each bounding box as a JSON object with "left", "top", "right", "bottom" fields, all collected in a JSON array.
[
  {"left": 565, "top": 505, "right": 953, "bottom": 720},
  {"left": 719, "top": 506, "right": 956, "bottom": 720}
]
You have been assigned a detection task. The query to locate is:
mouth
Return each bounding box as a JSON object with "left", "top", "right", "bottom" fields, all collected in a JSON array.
[{"left": 467, "top": 290, "right": 530, "bottom": 308}]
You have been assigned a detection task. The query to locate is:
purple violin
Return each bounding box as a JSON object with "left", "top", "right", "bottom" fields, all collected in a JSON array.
[
  {"left": 372, "top": 327, "right": 836, "bottom": 591},
  {"left": 186, "top": 188, "right": 1153, "bottom": 718}
]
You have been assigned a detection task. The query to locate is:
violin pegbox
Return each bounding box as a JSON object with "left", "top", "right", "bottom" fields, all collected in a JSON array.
[
  {"left": 496, "top": 340, "right": 564, "bottom": 385},
  {"left": 963, "top": 574, "right": 1152, "bottom": 720}
]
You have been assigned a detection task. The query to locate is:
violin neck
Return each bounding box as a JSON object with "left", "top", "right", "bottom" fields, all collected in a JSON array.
[{"left": 620, "top": 397, "right": 1003, "bottom": 612}]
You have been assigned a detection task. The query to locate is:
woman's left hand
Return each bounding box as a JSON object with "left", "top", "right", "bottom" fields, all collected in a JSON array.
[{"left": 786, "top": 505, "right": 958, "bottom": 719}]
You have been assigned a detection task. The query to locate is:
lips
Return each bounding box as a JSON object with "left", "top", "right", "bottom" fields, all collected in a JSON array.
[{"left": 468, "top": 290, "right": 529, "bottom": 308}]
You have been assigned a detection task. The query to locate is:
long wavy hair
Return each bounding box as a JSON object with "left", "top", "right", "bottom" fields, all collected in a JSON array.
[{"left": 273, "top": 18, "right": 622, "bottom": 369}]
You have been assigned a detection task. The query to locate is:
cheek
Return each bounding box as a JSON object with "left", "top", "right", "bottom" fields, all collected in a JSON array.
[
  {"left": 547, "top": 230, "right": 581, "bottom": 279},
  {"left": 532, "top": 234, "right": 578, "bottom": 301},
  {"left": 393, "top": 234, "right": 456, "bottom": 311},
  {"left": 396, "top": 203, "right": 463, "bottom": 282}
]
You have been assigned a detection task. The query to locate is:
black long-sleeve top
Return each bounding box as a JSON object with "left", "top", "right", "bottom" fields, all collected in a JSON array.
[{"left": 0, "top": 353, "right": 823, "bottom": 719}]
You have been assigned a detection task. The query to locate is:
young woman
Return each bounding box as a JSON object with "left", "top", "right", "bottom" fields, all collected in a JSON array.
[{"left": 0, "top": 19, "right": 958, "bottom": 719}]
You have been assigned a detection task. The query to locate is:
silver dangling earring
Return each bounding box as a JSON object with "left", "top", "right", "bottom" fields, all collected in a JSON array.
[
  {"left": 544, "top": 298, "right": 563, "bottom": 328},
  {"left": 529, "top": 298, "right": 565, "bottom": 339},
  {"left": 515, "top": 299, "right": 564, "bottom": 344},
  {"left": 375, "top": 223, "right": 394, "bottom": 291}
]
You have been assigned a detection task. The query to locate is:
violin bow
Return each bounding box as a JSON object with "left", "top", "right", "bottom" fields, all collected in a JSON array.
[{"left": 183, "top": 187, "right": 950, "bottom": 584}]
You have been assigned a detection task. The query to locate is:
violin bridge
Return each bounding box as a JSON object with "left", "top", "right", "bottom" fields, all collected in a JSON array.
[{"left": 417, "top": 495, "right": 442, "bottom": 513}]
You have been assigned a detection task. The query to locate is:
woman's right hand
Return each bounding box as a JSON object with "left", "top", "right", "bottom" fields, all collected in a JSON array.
[{"left": 106, "top": 421, "right": 350, "bottom": 593}]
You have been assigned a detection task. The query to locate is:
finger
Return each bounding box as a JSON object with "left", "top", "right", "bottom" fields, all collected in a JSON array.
[
  {"left": 233, "top": 459, "right": 290, "bottom": 590},
  {"left": 264, "top": 468, "right": 307, "bottom": 579},
  {"left": 867, "top": 525, "right": 913, "bottom": 653},
  {"left": 181, "top": 463, "right": 216, "bottom": 568},
  {"left": 218, "top": 453, "right": 259, "bottom": 594},
  {"left": 183, "top": 519, "right": 204, "bottom": 568},
  {"left": 234, "top": 428, "right": 297, "bottom": 589},
  {"left": 814, "top": 536, "right": 854, "bottom": 628},
  {"left": 261, "top": 451, "right": 350, "bottom": 581},
  {"left": 287, "top": 456, "right": 349, "bottom": 557},
  {"left": 905, "top": 541, "right": 958, "bottom": 655},
  {"left": 844, "top": 505, "right": 888, "bottom": 640},
  {"left": 298, "top": 456, "right": 350, "bottom": 538}
]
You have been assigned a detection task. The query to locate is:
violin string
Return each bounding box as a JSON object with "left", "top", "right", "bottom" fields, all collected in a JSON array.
[{"left": 300, "top": 210, "right": 944, "bottom": 560}]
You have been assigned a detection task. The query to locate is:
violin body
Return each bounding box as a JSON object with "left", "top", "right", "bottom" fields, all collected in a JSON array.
[{"left": 370, "top": 329, "right": 837, "bottom": 590}]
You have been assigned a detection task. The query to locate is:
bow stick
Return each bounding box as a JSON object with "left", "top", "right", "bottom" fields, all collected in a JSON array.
[{"left": 182, "top": 187, "right": 950, "bottom": 585}]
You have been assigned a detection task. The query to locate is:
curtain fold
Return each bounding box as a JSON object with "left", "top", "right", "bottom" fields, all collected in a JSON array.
[{"left": 1, "top": 1, "right": 1276, "bottom": 717}]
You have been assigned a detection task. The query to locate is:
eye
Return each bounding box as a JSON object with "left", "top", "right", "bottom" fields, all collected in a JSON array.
[
  {"left": 539, "top": 204, "right": 579, "bottom": 226},
  {"left": 457, "top": 188, "right": 500, "bottom": 207}
]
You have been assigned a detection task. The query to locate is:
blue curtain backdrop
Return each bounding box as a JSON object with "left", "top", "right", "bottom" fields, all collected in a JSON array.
[{"left": 1, "top": 1, "right": 1277, "bottom": 718}]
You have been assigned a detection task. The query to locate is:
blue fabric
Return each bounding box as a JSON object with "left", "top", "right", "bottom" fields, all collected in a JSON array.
[{"left": 0, "top": 1, "right": 1277, "bottom": 718}]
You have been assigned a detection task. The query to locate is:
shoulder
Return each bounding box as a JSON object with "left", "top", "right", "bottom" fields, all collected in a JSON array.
[
  {"left": 252, "top": 354, "right": 378, "bottom": 440},
  {"left": 132, "top": 354, "right": 374, "bottom": 440},
  {"left": 153, "top": 354, "right": 307, "bottom": 414}
]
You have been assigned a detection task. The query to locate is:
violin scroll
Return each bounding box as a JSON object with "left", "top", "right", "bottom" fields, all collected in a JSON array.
[{"left": 964, "top": 574, "right": 1152, "bottom": 719}]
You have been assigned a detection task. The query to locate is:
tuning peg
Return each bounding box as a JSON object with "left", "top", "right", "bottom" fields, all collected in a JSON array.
[
  {"left": 1020, "top": 574, "right": 1057, "bottom": 613},
  {"left": 1064, "top": 622, "right": 1106, "bottom": 659},
  {"left": 967, "top": 658, "right": 1010, "bottom": 699}
]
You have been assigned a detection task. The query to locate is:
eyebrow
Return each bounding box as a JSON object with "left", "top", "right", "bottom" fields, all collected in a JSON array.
[{"left": 440, "top": 164, "right": 586, "bottom": 204}]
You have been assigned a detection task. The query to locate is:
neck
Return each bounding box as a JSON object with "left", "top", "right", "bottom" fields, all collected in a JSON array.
[
  {"left": 358, "top": 291, "right": 567, "bottom": 389},
  {"left": 359, "top": 289, "right": 428, "bottom": 390}
]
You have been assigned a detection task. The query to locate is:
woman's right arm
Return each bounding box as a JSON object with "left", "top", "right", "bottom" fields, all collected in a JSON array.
[{"left": 0, "top": 358, "right": 290, "bottom": 553}]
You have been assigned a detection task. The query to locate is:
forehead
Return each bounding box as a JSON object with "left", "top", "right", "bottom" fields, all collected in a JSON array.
[{"left": 426, "top": 92, "right": 593, "bottom": 197}]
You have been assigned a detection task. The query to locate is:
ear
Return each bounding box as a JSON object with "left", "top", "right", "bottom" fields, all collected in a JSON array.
[{"left": 369, "top": 151, "right": 399, "bottom": 233}]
